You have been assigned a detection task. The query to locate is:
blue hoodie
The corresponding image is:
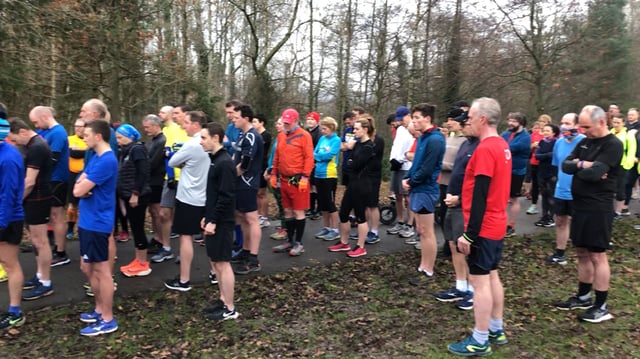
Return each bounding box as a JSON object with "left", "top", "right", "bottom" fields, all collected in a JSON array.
[
  {"left": 501, "top": 129, "right": 531, "bottom": 175},
  {"left": 405, "top": 127, "right": 446, "bottom": 194},
  {"left": 0, "top": 142, "right": 25, "bottom": 228}
]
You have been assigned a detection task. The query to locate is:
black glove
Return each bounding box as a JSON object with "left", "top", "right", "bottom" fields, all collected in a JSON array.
[
  {"left": 167, "top": 179, "right": 178, "bottom": 190},
  {"left": 390, "top": 159, "right": 402, "bottom": 171}
]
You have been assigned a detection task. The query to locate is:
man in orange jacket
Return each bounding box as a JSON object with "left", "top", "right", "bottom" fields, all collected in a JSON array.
[{"left": 269, "top": 109, "right": 315, "bottom": 256}]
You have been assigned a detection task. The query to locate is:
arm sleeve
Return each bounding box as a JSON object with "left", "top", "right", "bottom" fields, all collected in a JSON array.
[
  {"left": 132, "top": 147, "right": 149, "bottom": 194},
  {"left": 464, "top": 175, "right": 491, "bottom": 240},
  {"left": 349, "top": 142, "right": 374, "bottom": 173},
  {"left": 70, "top": 148, "right": 86, "bottom": 159},
  {"left": 0, "top": 161, "right": 21, "bottom": 228}
]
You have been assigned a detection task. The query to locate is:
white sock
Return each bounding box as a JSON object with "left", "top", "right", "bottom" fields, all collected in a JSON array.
[
  {"left": 163, "top": 246, "right": 171, "bottom": 251},
  {"left": 40, "top": 279, "right": 51, "bottom": 287},
  {"left": 456, "top": 280, "right": 468, "bottom": 292}
]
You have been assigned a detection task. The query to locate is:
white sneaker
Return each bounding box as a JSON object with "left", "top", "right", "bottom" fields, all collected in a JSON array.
[{"left": 399, "top": 224, "right": 416, "bottom": 238}]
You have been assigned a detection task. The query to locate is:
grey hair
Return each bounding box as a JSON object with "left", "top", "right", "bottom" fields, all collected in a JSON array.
[
  {"left": 472, "top": 97, "right": 501, "bottom": 126},
  {"left": 581, "top": 105, "right": 606, "bottom": 123},
  {"left": 160, "top": 105, "right": 174, "bottom": 114},
  {"left": 143, "top": 114, "right": 162, "bottom": 127},
  {"left": 84, "top": 99, "right": 110, "bottom": 122}
]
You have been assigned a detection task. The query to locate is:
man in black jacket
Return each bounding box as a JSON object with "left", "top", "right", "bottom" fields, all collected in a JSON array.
[
  {"left": 142, "top": 114, "right": 166, "bottom": 251},
  {"left": 200, "top": 122, "right": 238, "bottom": 321}
]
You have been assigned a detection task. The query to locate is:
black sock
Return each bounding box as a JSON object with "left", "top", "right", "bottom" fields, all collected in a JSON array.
[
  {"left": 249, "top": 254, "right": 259, "bottom": 264},
  {"left": 56, "top": 250, "right": 67, "bottom": 257},
  {"left": 578, "top": 282, "right": 592, "bottom": 298},
  {"left": 594, "top": 290, "right": 608, "bottom": 309},
  {"left": 556, "top": 249, "right": 565, "bottom": 257},
  {"left": 67, "top": 222, "right": 74, "bottom": 233},
  {"left": 285, "top": 218, "right": 296, "bottom": 242},
  {"left": 295, "top": 219, "right": 306, "bottom": 243}
]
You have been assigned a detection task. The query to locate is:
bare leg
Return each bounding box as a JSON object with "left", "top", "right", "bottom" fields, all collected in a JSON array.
[{"left": 179, "top": 235, "right": 193, "bottom": 282}]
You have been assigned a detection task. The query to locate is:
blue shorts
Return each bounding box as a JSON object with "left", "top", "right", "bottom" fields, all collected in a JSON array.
[
  {"left": 409, "top": 192, "right": 438, "bottom": 214},
  {"left": 236, "top": 189, "right": 258, "bottom": 213},
  {"left": 79, "top": 228, "right": 110, "bottom": 263},
  {"left": 467, "top": 236, "right": 504, "bottom": 275}
]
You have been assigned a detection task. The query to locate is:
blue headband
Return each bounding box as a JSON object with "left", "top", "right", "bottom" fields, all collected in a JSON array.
[
  {"left": 0, "top": 118, "right": 9, "bottom": 141},
  {"left": 116, "top": 123, "right": 140, "bottom": 141}
]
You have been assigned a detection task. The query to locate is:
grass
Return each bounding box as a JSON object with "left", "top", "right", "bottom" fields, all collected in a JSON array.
[{"left": 1, "top": 219, "right": 639, "bottom": 358}]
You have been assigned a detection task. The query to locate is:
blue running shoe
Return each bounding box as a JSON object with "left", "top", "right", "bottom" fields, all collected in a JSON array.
[
  {"left": 455, "top": 296, "right": 474, "bottom": 311},
  {"left": 489, "top": 329, "right": 508, "bottom": 345},
  {"left": 320, "top": 229, "right": 340, "bottom": 241},
  {"left": 23, "top": 282, "right": 54, "bottom": 301},
  {"left": 434, "top": 287, "right": 469, "bottom": 302},
  {"left": 80, "top": 318, "right": 118, "bottom": 336},
  {"left": 349, "top": 232, "right": 358, "bottom": 240},
  {"left": 23, "top": 275, "right": 40, "bottom": 290},
  {"left": 448, "top": 335, "right": 492, "bottom": 356},
  {"left": 365, "top": 231, "right": 380, "bottom": 244},
  {"left": 315, "top": 228, "right": 330, "bottom": 238},
  {"left": 79, "top": 310, "right": 102, "bottom": 323}
]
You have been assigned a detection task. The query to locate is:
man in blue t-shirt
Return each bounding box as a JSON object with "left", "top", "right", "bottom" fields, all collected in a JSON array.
[
  {"left": 231, "top": 104, "right": 264, "bottom": 274},
  {"left": 29, "top": 106, "right": 71, "bottom": 266},
  {"left": 0, "top": 115, "right": 27, "bottom": 330},
  {"left": 73, "top": 120, "right": 119, "bottom": 336},
  {"left": 546, "top": 113, "right": 585, "bottom": 265}
]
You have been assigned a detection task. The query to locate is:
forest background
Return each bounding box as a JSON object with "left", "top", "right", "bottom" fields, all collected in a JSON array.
[{"left": 0, "top": 0, "right": 637, "bottom": 137}]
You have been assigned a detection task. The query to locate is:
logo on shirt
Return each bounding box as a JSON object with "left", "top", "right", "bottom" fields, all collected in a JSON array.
[{"left": 504, "top": 149, "right": 512, "bottom": 161}]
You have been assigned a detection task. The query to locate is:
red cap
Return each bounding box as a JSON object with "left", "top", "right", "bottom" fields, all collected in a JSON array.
[
  {"left": 281, "top": 108, "right": 299, "bottom": 124},
  {"left": 305, "top": 111, "right": 320, "bottom": 123}
]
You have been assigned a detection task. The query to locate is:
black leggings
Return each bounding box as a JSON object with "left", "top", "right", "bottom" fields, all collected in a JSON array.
[
  {"left": 339, "top": 180, "right": 369, "bottom": 224},
  {"left": 123, "top": 195, "right": 149, "bottom": 250}
]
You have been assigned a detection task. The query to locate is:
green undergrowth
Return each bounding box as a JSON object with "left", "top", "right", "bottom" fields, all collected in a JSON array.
[{"left": 1, "top": 221, "right": 639, "bottom": 358}]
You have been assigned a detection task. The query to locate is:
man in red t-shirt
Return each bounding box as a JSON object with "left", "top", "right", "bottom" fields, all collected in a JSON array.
[{"left": 448, "top": 97, "right": 512, "bottom": 356}]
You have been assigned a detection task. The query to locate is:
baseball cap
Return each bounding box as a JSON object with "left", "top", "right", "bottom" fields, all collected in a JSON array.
[
  {"left": 454, "top": 111, "right": 469, "bottom": 124},
  {"left": 446, "top": 108, "right": 465, "bottom": 120},
  {"left": 281, "top": 108, "right": 299, "bottom": 124},
  {"left": 305, "top": 111, "right": 320, "bottom": 123},
  {"left": 394, "top": 106, "right": 410, "bottom": 121},
  {"left": 0, "top": 118, "right": 9, "bottom": 141}
]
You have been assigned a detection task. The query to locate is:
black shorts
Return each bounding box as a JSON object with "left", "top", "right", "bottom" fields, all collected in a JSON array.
[
  {"left": 553, "top": 198, "right": 573, "bottom": 216},
  {"left": 79, "top": 228, "right": 110, "bottom": 263},
  {"left": 206, "top": 222, "right": 234, "bottom": 262},
  {"left": 236, "top": 189, "right": 258, "bottom": 213},
  {"left": 149, "top": 185, "right": 163, "bottom": 204},
  {"left": 571, "top": 210, "right": 612, "bottom": 252},
  {"left": 366, "top": 177, "right": 381, "bottom": 208},
  {"left": 316, "top": 178, "right": 337, "bottom": 212},
  {"left": 467, "top": 237, "right": 504, "bottom": 275},
  {"left": 0, "top": 221, "right": 24, "bottom": 245},
  {"left": 51, "top": 181, "right": 68, "bottom": 207},
  {"left": 443, "top": 207, "right": 464, "bottom": 242},
  {"left": 24, "top": 199, "right": 52, "bottom": 225},
  {"left": 510, "top": 174, "right": 525, "bottom": 197},
  {"left": 172, "top": 200, "right": 205, "bottom": 235}
]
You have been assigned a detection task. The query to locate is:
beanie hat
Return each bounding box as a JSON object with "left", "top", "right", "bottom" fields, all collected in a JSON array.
[
  {"left": 116, "top": 123, "right": 140, "bottom": 141},
  {"left": 0, "top": 118, "right": 9, "bottom": 141},
  {"left": 305, "top": 112, "right": 320, "bottom": 123}
]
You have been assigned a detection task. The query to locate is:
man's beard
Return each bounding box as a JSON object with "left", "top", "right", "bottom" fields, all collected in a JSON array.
[{"left": 509, "top": 125, "right": 521, "bottom": 132}]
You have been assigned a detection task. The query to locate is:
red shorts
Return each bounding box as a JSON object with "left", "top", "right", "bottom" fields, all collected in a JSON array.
[{"left": 280, "top": 180, "right": 310, "bottom": 211}]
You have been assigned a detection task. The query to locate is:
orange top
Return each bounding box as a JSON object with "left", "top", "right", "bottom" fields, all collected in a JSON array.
[{"left": 272, "top": 126, "right": 315, "bottom": 177}]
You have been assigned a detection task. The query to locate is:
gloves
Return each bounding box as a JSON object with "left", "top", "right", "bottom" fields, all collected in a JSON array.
[
  {"left": 298, "top": 177, "right": 309, "bottom": 192},
  {"left": 270, "top": 174, "right": 278, "bottom": 189},
  {"left": 390, "top": 159, "right": 402, "bottom": 171}
]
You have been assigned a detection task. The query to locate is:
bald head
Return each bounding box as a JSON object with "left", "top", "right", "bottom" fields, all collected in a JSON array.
[
  {"left": 159, "top": 105, "right": 174, "bottom": 123},
  {"left": 29, "top": 106, "right": 57, "bottom": 129}
]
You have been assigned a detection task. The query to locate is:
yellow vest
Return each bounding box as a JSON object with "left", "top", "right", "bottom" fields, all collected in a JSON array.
[
  {"left": 611, "top": 128, "right": 636, "bottom": 170},
  {"left": 68, "top": 134, "right": 87, "bottom": 173},
  {"left": 162, "top": 122, "right": 189, "bottom": 181}
]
